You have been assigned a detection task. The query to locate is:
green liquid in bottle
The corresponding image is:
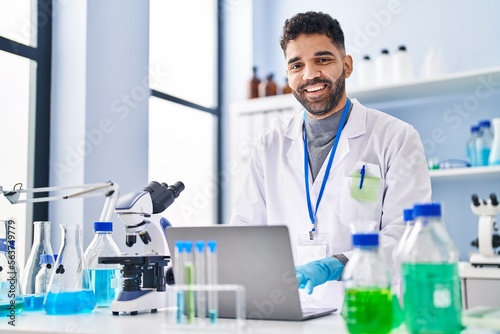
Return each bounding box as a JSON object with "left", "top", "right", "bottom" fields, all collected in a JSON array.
[
  {"left": 402, "top": 263, "right": 463, "bottom": 333},
  {"left": 342, "top": 287, "right": 393, "bottom": 334}
]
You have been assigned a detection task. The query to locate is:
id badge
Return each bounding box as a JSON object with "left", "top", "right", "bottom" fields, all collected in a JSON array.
[{"left": 296, "top": 233, "right": 330, "bottom": 266}]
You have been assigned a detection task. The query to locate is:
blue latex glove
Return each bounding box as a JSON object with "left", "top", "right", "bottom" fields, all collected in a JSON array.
[{"left": 295, "top": 257, "right": 345, "bottom": 294}]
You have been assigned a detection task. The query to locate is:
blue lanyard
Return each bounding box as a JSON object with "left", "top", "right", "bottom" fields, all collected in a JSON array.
[{"left": 303, "top": 99, "right": 351, "bottom": 240}]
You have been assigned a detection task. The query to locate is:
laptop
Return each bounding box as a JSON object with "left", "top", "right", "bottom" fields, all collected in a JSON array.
[{"left": 165, "top": 225, "right": 337, "bottom": 321}]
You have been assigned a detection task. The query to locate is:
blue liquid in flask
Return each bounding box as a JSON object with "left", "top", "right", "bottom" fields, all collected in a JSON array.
[
  {"left": 44, "top": 290, "right": 95, "bottom": 315},
  {"left": 0, "top": 298, "right": 25, "bottom": 317}
]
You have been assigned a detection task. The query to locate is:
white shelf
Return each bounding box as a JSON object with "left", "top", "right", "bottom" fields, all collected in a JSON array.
[
  {"left": 348, "top": 66, "right": 500, "bottom": 105},
  {"left": 430, "top": 165, "right": 500, "bottom": 181}
]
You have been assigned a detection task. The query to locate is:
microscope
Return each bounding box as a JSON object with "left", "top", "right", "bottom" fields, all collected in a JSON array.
[
  {"left": 99, "top": 180, "right": 184, "bottom": 315},
  {"left": 469, "top": 192, "right": 500, "bottom": 267}
]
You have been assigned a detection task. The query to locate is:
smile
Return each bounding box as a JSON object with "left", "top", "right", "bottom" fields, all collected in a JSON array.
[{"left": 304, "top": 84, "right": 327, "bottom": 93}]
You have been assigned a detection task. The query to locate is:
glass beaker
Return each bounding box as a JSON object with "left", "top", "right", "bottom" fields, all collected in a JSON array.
[
  {"left": 22, "top": 221, "right": 54, "bottom": 311},
  {"left": 0, "top": 220, "right": 25, "bottom": 317},
  {"left": 44, "top": 224, "right": 96, "bottom": 315}
]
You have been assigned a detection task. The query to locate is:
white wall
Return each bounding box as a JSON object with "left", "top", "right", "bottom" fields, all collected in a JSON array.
[{"left": 50, "top": 0, "right": 149, "bottom": 253}]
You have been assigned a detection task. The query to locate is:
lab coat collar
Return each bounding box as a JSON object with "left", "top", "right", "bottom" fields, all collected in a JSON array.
[{"left": 285, "top": 98, "right": 367, "bottom": 175}]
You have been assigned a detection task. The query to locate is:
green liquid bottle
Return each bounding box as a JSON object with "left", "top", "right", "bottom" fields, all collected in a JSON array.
[
  {"left": 341, "top": 233, "right": 392, "bottom": 334},
  {"left": 401, "top": 203, "right": 463, "bottom": 334}
]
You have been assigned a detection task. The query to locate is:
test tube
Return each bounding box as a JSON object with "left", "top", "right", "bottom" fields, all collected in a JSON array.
[
  {"left": 207, "top": 240, "right": 218, "bottom": 324},
  {"left": 174, "top": 241, "right": 185, "bottom": 324},
  {"left": 194, "top": 240, "right": 207, "bottom": 319},
  {"left": 184, "top": 241, "right": 195, "bottom": 324}
]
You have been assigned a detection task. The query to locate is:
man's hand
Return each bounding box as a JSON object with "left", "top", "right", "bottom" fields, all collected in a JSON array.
[{"left": 295, "top": 257, "right": 345, "bottom": 294}]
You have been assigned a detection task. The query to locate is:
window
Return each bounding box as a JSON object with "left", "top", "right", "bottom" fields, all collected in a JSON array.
[
  {"left": 149, "top": 0, "right": 223, "bottom": 225},
  {"left": 0, "top": 0, "right": 52, "bottom": 265}
]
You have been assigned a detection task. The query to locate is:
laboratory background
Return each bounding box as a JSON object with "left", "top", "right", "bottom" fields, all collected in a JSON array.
[{"left": 1, "top": 0, "right": 500, "bottom": 294}]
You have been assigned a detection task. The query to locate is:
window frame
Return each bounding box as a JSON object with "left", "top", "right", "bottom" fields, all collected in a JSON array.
[
  {"left": 149, "top": 0, "right": 224, "bottom": 224},
  {"left": 0, "top": 0, "right": 52, "bottom": 241}
]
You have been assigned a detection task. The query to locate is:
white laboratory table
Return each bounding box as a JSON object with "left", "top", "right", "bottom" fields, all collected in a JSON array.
[
  {"left": 0, "top": 309, "right": 349, "bottom": 334},
  {"left": 0, "top": 309, "right": 496, "bottom": 334}
]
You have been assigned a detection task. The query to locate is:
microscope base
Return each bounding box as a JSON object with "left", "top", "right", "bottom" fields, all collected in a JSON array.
[
  {"left": 470, "top": 253, "right": 500, "bottom": 267},
  {"left": 110, "top": 289, "right": 168, "bottom": 315}
]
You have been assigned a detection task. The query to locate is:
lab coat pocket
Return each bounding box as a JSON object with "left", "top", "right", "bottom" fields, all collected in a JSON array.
[{"left": 340, "top": 164, "right": 384, "bottom": 227}]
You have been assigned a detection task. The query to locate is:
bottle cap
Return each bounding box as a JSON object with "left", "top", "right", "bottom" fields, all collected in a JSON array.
[
  {"left": 471, "top": 125, "right": 479, "bottom": 133},
  {"left": 381, "top": 49, "right": 389, "bottom": 54},
  {"left": 413, "top": 203, "right": 441, "bottom": 218},
  {"left": 195, "top": 240, "right": 205, "bottom": 253},
  {"left": 363, "top": 55, "right": 371, "bottom": 60},
  {"left": 185, "top": 241, "right": 193, "bottom": 253},
  {"left": 94, "top": 221, "right": 113, "bottom": 232},
  {"left": 398, "top": 45, "right": 407, "bottom": 51},
  {"left": 403, "top": 208, "right": 414, "bottom": 222},
  {"left": 39, "top": 254, "right": 55, "bottom": 264},
  {"left": 207, "top": 240, "right": 217, "bottom": 252},
  {"left": 352, "top": 233, "right": 379, "bottom": 246},
  {"left": 478, "top": 120, "right": 491, "bottom": 128},
  {"left": 0, "top": 238, "right": 7, "bottom": 252}
]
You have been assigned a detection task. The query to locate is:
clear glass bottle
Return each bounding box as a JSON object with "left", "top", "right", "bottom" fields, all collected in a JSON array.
[
  {"left": 0, "top": 220, "right": 25, "bottom": 317},
  {"left": 488, "top": 118, "right": 500, "bottom": 166},
  {"left": 341, "top": 233, "right": 392, "bottom": 334},
  {"left": 44, "top": 224, "right": 96, "bottom": 315},
  {"left": 402, "top": 203, "right": 463, "bottom": 333},
  {"left": 466, "top": 125, "right": 480, "bottom": 167},
  {"left": 476, "top": 120, "right": 493, "bottom": 166},
  {"left": 21, "top": 221, "right": 54, "bottom": 311},
  {"left": 84, "top": 221, "right": 122, "bottom": 308},
  {"left": 392, "top": 45, "right": 414, "bottom": 83}
]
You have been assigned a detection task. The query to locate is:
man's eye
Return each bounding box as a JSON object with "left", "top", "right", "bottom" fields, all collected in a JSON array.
[
  {"left": 290, "top": 64, "right": 302, "bottom": 70},
  {"left": 318, "top": 58, "right": 331, "bottom": 63}
]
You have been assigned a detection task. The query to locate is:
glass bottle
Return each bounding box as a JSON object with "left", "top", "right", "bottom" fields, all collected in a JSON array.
[
  {"left": 247, "top": 66, "right": 261, "bottom": 99},
  {"left": 488, "top": 118, "right": 500, "bottom": 166},
  {"left": 390, "top": 209, "right": 414, "bottom": 329},
  {"left": 341, "top": 233, "right": 392, "bottom": 334},
  {"left": 44, "top": 224, "right": 96, "bottom": 315},
  {"left": 476, "top": 120, "right": 493, "bottom": 166},
  {"left": 259, "top": 73, "right": 278, "bottom": 97},
  {"left": 0, "top": 220, "right": 25, "bottom": 317},
  {"left": 402, "top": 203, "right": 463, "bottom": 333},
  {"left": 34, "top": 254, "right": 55, "bottom": 297},
  {"left": 21, "top": 221, "right": 54, "bottom": 311},
  {"left": 282, "top": 77, "right": 292, "bottom": 94},
  {"left": 84, "top": 221, "right": 122, "bottom": 308},
  {"left": 466, "top": 125, "right": 480, "bottom": 167}
]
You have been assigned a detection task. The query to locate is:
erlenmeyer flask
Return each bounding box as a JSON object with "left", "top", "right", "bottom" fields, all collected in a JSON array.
[
  {"left": 22, "top": 221, "right": 54, "bottom": 311},
  {"left": 0, "top": 220, "right": 25, "bottom": 317},
  {"left": 44, "top": 224, "right": 96, "bottom": 315}
]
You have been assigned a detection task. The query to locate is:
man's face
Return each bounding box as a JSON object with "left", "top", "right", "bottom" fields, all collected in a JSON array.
[{"left": 285, "top": 33, "right": 352, "bottom": 119}]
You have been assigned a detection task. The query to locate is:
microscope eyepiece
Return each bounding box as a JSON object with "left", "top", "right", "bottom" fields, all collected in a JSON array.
[{"left": 143, "top": 180, "right": 185, "bottom": 214}]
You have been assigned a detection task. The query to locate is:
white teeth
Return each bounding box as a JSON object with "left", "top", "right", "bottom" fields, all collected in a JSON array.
[{"left": 306, "top": 85, "right": 325, "bottom": 92}]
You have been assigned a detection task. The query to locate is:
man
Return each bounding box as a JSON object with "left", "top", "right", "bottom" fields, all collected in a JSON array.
[{"left": 230, "top": 11, "right": 431, "bottom": 309}]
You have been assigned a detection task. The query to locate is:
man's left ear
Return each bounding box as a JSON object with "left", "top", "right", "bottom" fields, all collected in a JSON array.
[{"left": 343, "top": 55, "right": 353, "bottom": 78}]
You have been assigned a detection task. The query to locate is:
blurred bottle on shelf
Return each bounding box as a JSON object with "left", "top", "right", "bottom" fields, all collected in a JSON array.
[
  {"left": 259, "top": 73, "right": 278, "bottom": 97},
  {"left": 476, "top": 120, "right": 493, "bottom": 166},
  {"left": 466, "top": 125, "right": 480, "bottom": 167},
  {"left": 392, "top": 45, "right": 414, "bottom": 83},
  {"left": 489, "top": 118, "right": 500, "bottom": 165},
  {"left": 375, "top": 49, "right": 392, "bottom": 86},
  {"left": 282, "top": 78, "right": 292, "bottom": 94},
  {"left": 247, "top": 66, "right": 261, "bottom": 99},
  {"left": 357, "top": 55, "right": 375, "bottom": 88}
]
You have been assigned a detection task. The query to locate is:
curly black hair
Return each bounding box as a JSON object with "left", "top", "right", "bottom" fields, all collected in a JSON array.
[{"left": 279, "top": 11, "right": 345, "bottom": 54}]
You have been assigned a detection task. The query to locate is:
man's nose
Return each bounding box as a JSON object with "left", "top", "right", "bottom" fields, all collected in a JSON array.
[{"left": 303, "top": 65, "right": 321, "bottom": 81}]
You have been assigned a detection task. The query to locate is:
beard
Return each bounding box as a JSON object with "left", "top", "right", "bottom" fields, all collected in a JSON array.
[{"left": 292, "top": 69, "right": 346, "bottom": 118}]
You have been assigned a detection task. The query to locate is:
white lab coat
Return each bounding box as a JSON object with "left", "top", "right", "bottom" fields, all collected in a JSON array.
[{"left": 230, "top": 98, "right": 432, "bottom": 309}]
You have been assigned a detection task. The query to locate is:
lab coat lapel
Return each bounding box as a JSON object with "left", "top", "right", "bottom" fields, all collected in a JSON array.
[
  {"left": 330, "top": 99, "right": 367, "bottom": 170},
  {"left": 285, "top": 112, "right": 308, "bottom": 176}
]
